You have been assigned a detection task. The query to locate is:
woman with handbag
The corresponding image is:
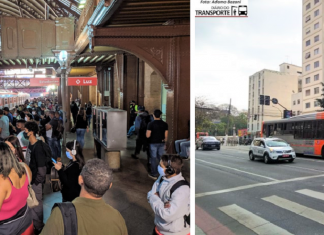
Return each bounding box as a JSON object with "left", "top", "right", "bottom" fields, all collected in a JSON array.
[
  {"left": 0, "top": 142, "right": 34, "bottom": 235},
  {"left": 52, "top": 140, "right": 85, "bottom": 202},
  {"left": 74, "top": 108, "right": 89, "bottom": 148}
]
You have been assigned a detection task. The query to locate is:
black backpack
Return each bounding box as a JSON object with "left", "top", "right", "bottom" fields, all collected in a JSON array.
[
  {"left": 37, "top": 140, "right": 53, "bottom": 172},
  {"left": 139, "top": 114, "right": 151, "bottom": 137},
  {"left": 52, "top": 202, "right": 77, "bottom": 235},
  {"left": 159, "top": 178, "right": 190, "bottom": 226}
]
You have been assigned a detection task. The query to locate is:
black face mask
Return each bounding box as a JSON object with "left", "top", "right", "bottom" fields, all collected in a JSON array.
[
  {"left": 16, "top": 128, "right": 21, "bottom": 133},
  {"left": 23, "top": 132, "right": 29, "bottom": 140}
]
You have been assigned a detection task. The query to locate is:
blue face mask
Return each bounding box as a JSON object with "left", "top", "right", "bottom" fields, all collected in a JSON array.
[
  {"left": 66, "top": 151, "right": 73, "bottom": 160},
  {"left": 158, "top": 165, "right": 165, "bottom": 176}
]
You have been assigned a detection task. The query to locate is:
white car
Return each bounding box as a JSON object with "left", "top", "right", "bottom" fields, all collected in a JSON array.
[{"left": 249, "top": 138, "right": 296, "bottom": 164}]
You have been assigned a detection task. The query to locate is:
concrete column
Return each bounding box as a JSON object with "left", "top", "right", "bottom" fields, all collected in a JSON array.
[
  {"left": 81, "top": 86, "right": 90, "bottom": 107},
  {"left": 115, "top": 53, "right": 124, "bottom": 109},
  {"left": 89, "top": 85, "right": 97, "bottom": 105}
]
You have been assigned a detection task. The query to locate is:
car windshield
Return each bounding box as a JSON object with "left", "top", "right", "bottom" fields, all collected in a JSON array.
[
  {"left": 203, "top": 137, "right": 216, "bottom": 141},
  {"left": 265, "top": 139, "right": 288, "bottom": 147}
]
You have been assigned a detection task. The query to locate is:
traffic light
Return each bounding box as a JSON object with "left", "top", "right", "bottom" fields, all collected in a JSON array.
[
  {"left": 265, "top": 96, "right": 270, "bottom": 105},
  {"left": 259, "top": 95, "right": 264, "bottom": 105}
]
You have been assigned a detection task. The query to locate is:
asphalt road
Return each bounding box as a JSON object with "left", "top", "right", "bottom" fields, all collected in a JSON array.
[{"left": 195, "top": 146, "right": 324, "bottom": 235}]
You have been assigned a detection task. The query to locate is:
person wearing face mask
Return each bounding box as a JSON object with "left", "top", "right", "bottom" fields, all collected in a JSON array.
[
  {"left": 25, "top": 113, "right": 34, "bottom": 122},
  {"left": 52, "top": 140, "right": 85, "bottom": 202},
  {"left": 25, "top": 121, "right": 52, "bottom": 234},
  {"left": 15, "top": 119, "right": 29, "bottom": 158}
]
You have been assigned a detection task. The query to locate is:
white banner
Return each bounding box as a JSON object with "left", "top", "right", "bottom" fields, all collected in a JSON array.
[{"left": 194, "top": 0, "right": 249, "bottom": 17}]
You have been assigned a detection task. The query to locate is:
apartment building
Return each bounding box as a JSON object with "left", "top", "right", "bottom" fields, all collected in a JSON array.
[
  {"left": 247, "top": 63, "right": 301, "bottom": 136},
  {"left": 302, "top": 0, "right": 324, "bottom": 113}
]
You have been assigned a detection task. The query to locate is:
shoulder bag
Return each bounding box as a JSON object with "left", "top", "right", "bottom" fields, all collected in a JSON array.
[{"left": 20, "top": 163, "right": 39, "bottom": 208}]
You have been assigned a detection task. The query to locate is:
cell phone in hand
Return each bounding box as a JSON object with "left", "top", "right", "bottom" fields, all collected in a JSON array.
[{"left": 52, "top": 158, "right": 57, "bottom": 164}]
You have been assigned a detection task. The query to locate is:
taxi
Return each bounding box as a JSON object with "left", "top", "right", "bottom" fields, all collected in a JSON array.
[{"left": 248, "top": 137, "right": 296, "bottom": 164}]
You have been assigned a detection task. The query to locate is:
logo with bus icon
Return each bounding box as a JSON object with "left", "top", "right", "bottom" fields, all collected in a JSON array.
[{"left": 231, "top": 5, "right": 248, "bottom": 16}]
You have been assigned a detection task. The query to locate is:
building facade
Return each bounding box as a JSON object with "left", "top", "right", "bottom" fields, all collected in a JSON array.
[
  {"left": 302, "top": 0, "right": 323, "bottom": 113},
  {"left": 247, "top": 63, "right": 301, "bottom": 136}
]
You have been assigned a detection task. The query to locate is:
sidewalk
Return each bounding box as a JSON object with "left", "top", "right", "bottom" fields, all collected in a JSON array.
[{"left": 43, "top": 129, "right": 190, "bottom": 235}]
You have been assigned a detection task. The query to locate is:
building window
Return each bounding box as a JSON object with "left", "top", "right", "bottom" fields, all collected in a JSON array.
[
  {"left": 306, "top": 40, "right": 311, "bottom": 46},
  {"left": 306, "top": 64, "right": 311, "bottom": 71},
  {"left": 306, "top": 89, "right": 311, "bottom": 96},
  {"left": 315, "top": 100, "right": 320, "bottom": 107},
  {"left": 315, "top": 22, "right": 320, "bottom": 29},
  {"left": 306, "top": 3, "right": 311, "bottom": 10},
  {"left": 315, "top": 9, "right": 320, "bottom": 17},
  {"left": 315, "top": 74, "right": 320, "bottom": 81},
  {"left": 305, "top": 52, "right": 311, "bottom": 59},
  {"left": 315, "top": 87, "right": 320, "bottom": 94},
  {"left": 314, "top": 48, "right": 320, "bottom": 55},
  {"left": 258, "top": 80, "right": 260, "bottom": 88},
  {"left": 306, "top": 27, "right": 311, "bottom": 34},
  {"left": 306, "top": 15, "right": 311, "bottom": 23},
  {"left": 293, "top": 101, "right": 296, "bottom": 105},
  {"left": 298, "top": 99, "right": 300, "bottom": 104},
  {"left": 306, "top": 77, "right": 311, "bottom": 84},
  {"left": 315, "top": 35, "right": 320, "bottom": 42},
  {"left": 306, "top": 102, "right": 311, "bottom": 108},
  {"left": 314, "top": 61, "right": 320, "bottom": 68},
  {"left": 315, "top": 0, "right": 319, "bottom": 4}
]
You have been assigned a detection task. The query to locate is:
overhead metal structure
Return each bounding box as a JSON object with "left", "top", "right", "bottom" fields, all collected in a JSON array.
[{"left": 0, "top": 0, "right": 82, "bottom": 19}]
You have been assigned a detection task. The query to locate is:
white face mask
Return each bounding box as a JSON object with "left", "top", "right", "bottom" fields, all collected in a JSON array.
[
  {"left": 158, "top": 165, "right": 165, "bottom": 176},
  {"left": 25, "top": 117, "right": 28, "bottom": 121},
  {"left": 32, "top": 112, "right": 36, "bottom": 115}
]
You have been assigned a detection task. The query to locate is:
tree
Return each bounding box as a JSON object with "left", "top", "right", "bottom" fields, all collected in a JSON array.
[{"left": 315, "top": 82, "right": 324, "bottom": 111}]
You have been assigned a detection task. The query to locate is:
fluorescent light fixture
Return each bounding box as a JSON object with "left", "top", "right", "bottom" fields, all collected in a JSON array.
[
  {"left": 80, "top": 0, "right": 86, "bottom": 3},
  {"left": 79, "top": 4, "right": 85, "bottom": 9}
]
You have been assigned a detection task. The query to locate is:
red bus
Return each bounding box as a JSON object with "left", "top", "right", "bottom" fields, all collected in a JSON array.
[{"left": 261, "top": 112, "right": 324, "bottom": 158}]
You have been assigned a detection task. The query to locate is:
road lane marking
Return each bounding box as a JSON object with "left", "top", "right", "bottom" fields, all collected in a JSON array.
[
  {"left": 263, "top": 195, "right": 324, "bottom": 226},
  {"left": 296, "top": 189, "right": 324, "bottom": 201},
  {"left": 279, "top": 165, "right": 324, "bottom": 173},
  {"left": 219, "top": 204, "right": 293, "bottom": 235},
  {"left": 196, "top": 174, "right": 324, "bottom": 198},
  {"left": 196, "top": 159, "right": 278, "bottom": 181}
]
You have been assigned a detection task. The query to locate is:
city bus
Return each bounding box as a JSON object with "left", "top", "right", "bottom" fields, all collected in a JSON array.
[{"left": 261, "top": 112, "right": 324, "bottom": 158}]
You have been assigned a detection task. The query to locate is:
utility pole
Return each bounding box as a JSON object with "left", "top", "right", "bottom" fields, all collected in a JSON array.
[{"left": 225, "top": 98, "right": 231, "bottom": 135}]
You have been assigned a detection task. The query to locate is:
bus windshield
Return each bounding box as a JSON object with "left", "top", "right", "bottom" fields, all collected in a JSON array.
[{"left": 266, "top": 139, "right": 288, "bottom": 147}]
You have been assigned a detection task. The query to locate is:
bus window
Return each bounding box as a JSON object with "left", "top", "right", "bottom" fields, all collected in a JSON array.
[
  {"left": 303, "top": 121, "right": 312, "bottom": 139},
  {"left": 295, "top": 122, "right": 304, "bottom": 139},
  {"left": 263, "top": 124, "right": 267, "bottom": 137},
  {"left": 317, "top": 120, "right": 324, "bottom": 138}
]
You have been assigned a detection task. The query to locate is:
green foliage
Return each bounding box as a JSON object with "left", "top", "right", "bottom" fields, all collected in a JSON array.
[
  {"left": 195, "top": 97, "right": 247, "bottom": 136},
  {"left": 315, "top": 82, "right": 324, "bottom": 111}
]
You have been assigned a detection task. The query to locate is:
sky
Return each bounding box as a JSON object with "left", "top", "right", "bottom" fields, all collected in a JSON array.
[{"left": 194, "top": 0, "right": 302, "bottom": 110}]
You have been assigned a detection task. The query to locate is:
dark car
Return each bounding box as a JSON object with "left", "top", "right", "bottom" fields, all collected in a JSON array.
[{"left": 196, "top": 136, "right": 220, "bottom": 150}]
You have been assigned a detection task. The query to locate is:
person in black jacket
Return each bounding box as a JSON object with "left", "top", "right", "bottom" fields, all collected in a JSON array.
[
  {"left": 52, "top": 140, "right": 85, "bottom": 202},
  {"left": 74, "top": 108, "right": 89, "bottom": 148},
  {"left": 70, "top": 101, "right": 79, "bottom": 125}
]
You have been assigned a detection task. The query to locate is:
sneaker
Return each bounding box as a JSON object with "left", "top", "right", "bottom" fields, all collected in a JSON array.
[
  {"left": 148, "top": 174, "right": 158, "bottom": 180},
  {"left": 131, "top": 154, "right": 139, "bottom": 159}
]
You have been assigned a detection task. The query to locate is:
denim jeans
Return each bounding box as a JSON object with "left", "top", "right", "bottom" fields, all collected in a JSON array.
[
  {"left": 76, "top": 128, "right": 86, "bottom": 148},
  {"left": 47, "top": 137, "right": 61, "bottom": 160},
  {"left": 127, "top": 125, "right": 135, "bottom": 136},
  {"left": 149, "top": 143, "right": 165, "bottom": 176},
  {"left": 86, "top": 115, "right": 92, "bottom": 127}
]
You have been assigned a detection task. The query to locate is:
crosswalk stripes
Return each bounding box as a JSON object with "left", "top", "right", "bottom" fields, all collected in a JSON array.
[
  {"left": 296, "top": 189, "right": 324, "bottom": 201},
  {"left": 219, "top": 204, "right": 293, "bottom": 235},
  {"left": 262, "top": 195, "right": 324, "bottom": 226}
]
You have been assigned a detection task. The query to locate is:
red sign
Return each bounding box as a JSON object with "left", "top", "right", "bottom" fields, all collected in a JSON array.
[
  {"left": 68, "top": 77, "right": 97, "bottom": 86},
  {"left": 30, "top": 78, "right": 60, "bottom": 87},
  {"left": 238, "top": 129, "right": 248, "bottom": 137}
]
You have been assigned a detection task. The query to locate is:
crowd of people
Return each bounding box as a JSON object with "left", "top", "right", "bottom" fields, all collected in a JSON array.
[{"left": 0, "top": 97, "right": 190, "bottom": 235}]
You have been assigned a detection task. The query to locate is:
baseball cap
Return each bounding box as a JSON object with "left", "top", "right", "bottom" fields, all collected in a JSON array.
[{"left": 138, "top": 106, "right": 145, "bottom": 111}]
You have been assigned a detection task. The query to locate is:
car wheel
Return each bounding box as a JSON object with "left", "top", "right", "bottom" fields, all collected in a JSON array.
[
  {"left": 249, "top": 152, "right": 255, "bottom": 161},
  {"left": 217, "top": 147, "right": 220, "bottom": 150},
  {"left": 202, "top": 145, "right": 205, "bottom": 150},
  {"left": 264, "top": 153, "right": 270, "bottom": 164},
  {"left": 288, "top": 159, "right": 294, "bottom": 163}
]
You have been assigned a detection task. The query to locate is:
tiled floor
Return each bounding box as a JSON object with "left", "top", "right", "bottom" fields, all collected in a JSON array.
[{"left": 43, "top": 130, "right": 190, "bottom": 235}]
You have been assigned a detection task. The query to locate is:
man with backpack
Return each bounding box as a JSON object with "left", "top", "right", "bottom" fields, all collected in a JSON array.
[
  {"left": 25, "top": 121, "right": 52, "bottom": 234},
  {"left": 40, "top": 158, "right": 128, "bottom": 235},
  {"left": 147, "top": 154, "right": 190, "bottom": 235},
  {"left": 131, "top": 106, "right": 151, "bottom": 161}
]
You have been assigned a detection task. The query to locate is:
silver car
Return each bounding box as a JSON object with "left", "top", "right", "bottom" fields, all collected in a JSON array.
[{"left": 249, "top": 138, "right": 296, "bottom": 164}]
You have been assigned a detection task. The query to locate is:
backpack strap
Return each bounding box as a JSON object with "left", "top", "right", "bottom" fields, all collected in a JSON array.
[
  {"left": 170, "top": 180, "right": 190, "bottom": 197},
  {"left": 52, "top": 202, "right": 78, "bottom": 235}
]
